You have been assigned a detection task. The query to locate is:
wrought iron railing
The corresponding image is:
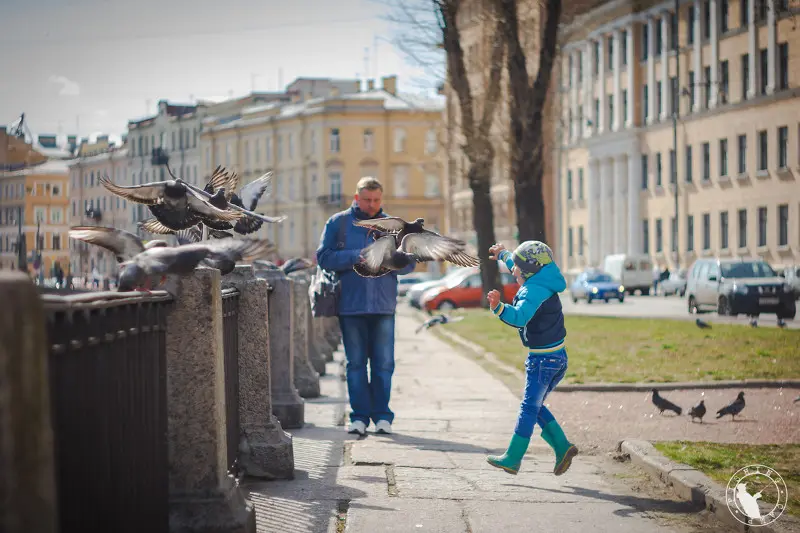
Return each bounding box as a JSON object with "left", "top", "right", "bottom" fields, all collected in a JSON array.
[
  {"left": 221, "top": 287, "right": 241, "bottom": 475},
  {"left": 41, "top": 290, "right": 172, "bottom": 533}
]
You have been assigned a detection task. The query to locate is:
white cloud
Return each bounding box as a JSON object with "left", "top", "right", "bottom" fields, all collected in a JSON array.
[{"left": 48, "top": 75, "right": 80, "bottom": 96}]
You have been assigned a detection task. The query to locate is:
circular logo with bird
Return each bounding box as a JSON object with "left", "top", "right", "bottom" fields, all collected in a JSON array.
[{"left": 725, "top": 465, "right": 788, "bottom": 526}]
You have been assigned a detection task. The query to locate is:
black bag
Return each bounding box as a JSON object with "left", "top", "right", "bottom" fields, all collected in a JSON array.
[{"left": 309, "top": 214, "right": 349, "bottom": 318}]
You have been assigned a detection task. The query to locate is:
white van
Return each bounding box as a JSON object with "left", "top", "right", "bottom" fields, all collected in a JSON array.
[{"left": 602, "top": 253, "right": 654, "bottom": 295}]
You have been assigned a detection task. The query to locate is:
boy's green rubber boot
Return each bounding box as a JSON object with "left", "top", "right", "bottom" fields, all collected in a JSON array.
[
  {"left": 540, "top": 420, "right": 579, "bottom": 476},
  {"left": 486, "top": 434, "right": 530, "bottom": 475}
]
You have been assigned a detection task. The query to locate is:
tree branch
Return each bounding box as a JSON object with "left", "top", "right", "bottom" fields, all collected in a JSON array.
[
  {"left": 531, "top": 0, "right": 562, "bottom": 107},
  {"left": 440, "top": 0, "right": 478, "bottom": 153},
  {"left": 477, "top": 15, "right": 506, "bottom": 141}
]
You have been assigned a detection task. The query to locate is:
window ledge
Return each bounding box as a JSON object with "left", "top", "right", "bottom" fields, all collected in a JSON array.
[
  {"left": 701, "top": 248, "right": 713, "bottom": 257},
  {"left": 756, "top": 245, "right": 770, "bottom": 254},
  {"left": 777, "top": 245, "right": 792, "bottom": 253},
  {"left": 737, "top": 247, "right": 749, "bottom": 255},
  {"left": 736, "top": 173, "right": 749, "bottom": 181},
  {"left": 718, "top": 175, "right": 731, "bottom": 183},
  {"left": 699, "top": 179, "right": 712, "bottom": 187},
  {"left": 756, "top": 169, "right": 770, "bottom": 179},
  {"left": 776, "top": 167, "right": 792, "bottom": 178}
]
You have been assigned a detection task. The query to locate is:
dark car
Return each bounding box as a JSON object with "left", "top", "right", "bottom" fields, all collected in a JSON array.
[{"left": 686, "top": 258, "right": 796, "bottom": 320}]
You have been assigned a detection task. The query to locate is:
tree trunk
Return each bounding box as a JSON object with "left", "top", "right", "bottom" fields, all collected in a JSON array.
[
  {"left": 468, "top": 159, "right": 501, "bottom": 298},
  {"left": 511, "top": 111, "right": 547, "bottom": 243}
]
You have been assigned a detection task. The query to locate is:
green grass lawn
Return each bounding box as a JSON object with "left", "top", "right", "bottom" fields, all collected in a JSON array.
[
  {"left": 654, "top": 441, "right": 800, "bottom": 517},
  {"left": 438, "top": 309, "right": 800, "bottom": 383}
]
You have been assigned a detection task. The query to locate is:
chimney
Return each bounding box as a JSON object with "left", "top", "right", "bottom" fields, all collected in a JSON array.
[
  {"left": 382, "top": 75, "right": 398, "bottom": 95},
  {"left": 367, "top": 79, "right": 375, "bottom": 91}
]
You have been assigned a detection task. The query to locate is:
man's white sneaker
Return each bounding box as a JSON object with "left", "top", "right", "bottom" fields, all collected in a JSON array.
[
  {"left": 375, "top": 420, "right": 393, "bottom": 434},
  {"left": 348, "top": 420, "right": 367, "bottom": 436}
]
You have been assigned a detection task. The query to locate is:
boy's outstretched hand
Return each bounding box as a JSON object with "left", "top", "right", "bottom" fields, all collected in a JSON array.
[
  {"left": 487, "top": 289, "right": 501, "bottom": 309},
  {"left": 488, "top": 243, "right": 506, "bottom": 260}
]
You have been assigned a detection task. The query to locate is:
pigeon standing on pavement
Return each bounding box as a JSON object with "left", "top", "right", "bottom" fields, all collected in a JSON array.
[
  {"left": 688, "top": 400, "right": 706, "bottom": 423},
  {"left": 716, "top": 391, "right": 746, "bottom": 420},
  {"left": 415, "top": 314, "right": 465, "bottom": 334},
  {"left": 651, "top": 389, "right": 683, "bottom": 415},
  {"left": 793, "top": 395, "right": 800, "bottom": 403},
  {"left": 695, "top": 319, "right": 712, "bottom": 329},
  {"left": 100, "top": 175, "right": 242, "bottom": 231}
]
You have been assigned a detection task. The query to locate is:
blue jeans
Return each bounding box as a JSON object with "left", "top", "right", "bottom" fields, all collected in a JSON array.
[
  {"left": 339, "top": 314, "right": 396, "bottom": 426},
  {"left": 514, "top": 348, "right": 568, "bottom": 439}
]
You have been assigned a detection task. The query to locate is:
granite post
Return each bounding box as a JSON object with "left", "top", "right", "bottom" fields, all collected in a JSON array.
[
  {"left": 287, "top": 272, "right": 320, "bottom": 398},
  {"left": 165, "top": 268, "right": 255, "bottom": 533},
  {"left": 0, "top": 272, "right": 58, "bottom": 533},
  {"left": 258, "top": 269, "right": 304, "bottom": 429},
  {"left": 222, "top": 266, "right": 294, "bottom": 479},
  {"left": 294, "top": 270, "right": 326, "bottom": 375}
]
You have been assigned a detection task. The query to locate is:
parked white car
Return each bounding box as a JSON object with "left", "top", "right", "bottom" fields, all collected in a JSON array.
[
  {"left": 602, "top": 253, "right": 654, "bottom": 295},
  {"left": 660, "top": 269, "right": 688, "bottom": 297},
  {"left": 397, "top": 272, "right": 437, "bottom": 297}
]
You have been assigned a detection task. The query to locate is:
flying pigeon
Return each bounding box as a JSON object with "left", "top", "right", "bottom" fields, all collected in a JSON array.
[
  {"left": 695, "top": 318, "right": 712, "bottom": 329},
  {"left": 100, "top": 175, "right": 241, "bottom": 231},
  {"left": 201, "top": 168, "right": 278, "bottom": 234},
  {"left": 651, "top": 389, "right": 682, "bottom": 415},
  {"left": 138, "top": 218, "right": 233, "bottom": 239},
  {"left": 354, "top": 230, "right": 479, "bottom": 278},
  {"left": 688, "top": 400, "right": 706, "bottom": 423},
  {"left": 354, "top": 216, "right": 427, "bottom": 241},
  {"left": 716, "top": 391, "right": 745, "bottom": 420},
  {"left": 116, "top": 237, "right": 274, "bottom": 291},
  {"left": 415, "top": 314, "right": 465, "bottom": 334},
  {"left": 171, "top": 224, "right": 231, "bottom": 244},
  {"left": 281, "top": 257, "right": 313, "bottom": 274},
  {"left": 253, "top": 259, "right": 280, "bottom": 271}
]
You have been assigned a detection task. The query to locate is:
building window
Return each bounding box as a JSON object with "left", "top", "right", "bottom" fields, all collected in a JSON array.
[
  {"left": 594, "top": 41, "right": 601, "bottom": 74},
  {"left": 52, "top": 234, "right": 61, "bottom": 251},
  {"left": 328, "top": 171, "right": 342, "bottom": 198},
  {"left": 758, "top": 130, "right": 768, "bottom": 171},
  {"left": 578, "top": 226, "right": 584, "bottom": 256},
  {"left": 51, "top": 208, "right": 62, "bottom": 224},
  {"left": 669, "top": 149, "right": 676, "bottom": 184},
  {"left": 655, "top": 218, "right": 663, "bottom": 252},
  {"left": 641, "top": 155, "right": 649, "bottom": 189},
  {"left": 329, "top": 128, "right": 340, "bottom": 153},
  {"left": 720, "top": 211, "right": 729, "bottom": 249},
  {"left": 702, "top": 142, "right": 710, "bottom": 181},
  {"left": 759, "top": 48, "right": 768, "bottom": 95},
  {"left": 607, "top": 35, "right": 614, "bottom": 69},
  {"left": 643, "top": 219, "right": 650, "bottom": 253},
  {"left": 670, "top": 77, "right": 678, "bottom": 116},
  {"left": 642, "top": 85, "right": 649, "bottom": 122},
  {"left": 393, "top": 166, "right": 408, "bottom": 197},
  {"left": 670, "top": 12, "right": 678, "bottom": 49},
  {"left": 656, "top": 152, "right": 662, "bottom": 186},
  {"left": 594, "top": 98, "right": 600, "bottom": 126},
  {"left": 688, "top": 71, "right": 696, "bottom": 109},
  {"left": 578, "top": 168, "right": 584, "bottom": 199},
  {"left": 741, "top": 0, "right": 748, "bottom": 25},
  {"left": 671, "top": 217, "right": 678, "bottom": 252},
  {"left": 243, "top": 140, "right": 250, "bottom": 170},
  {"left": 266, "top": 137, "right": 273, "bottom": 162},
  {"left": 288, "top": 134, "right": 294, "bottom": 159},
  {"left": 720, "top": 60, "right": 729, "bottom": 103},
  {"left": 703, "top": 66, "right": 711, "bottom": 109},
  {"left": 310, "top": 130, "right": 317, "bottom": 154},
  {"left": 567, "top": 170, "right": 573, "bottom": 200},
  {"left": 578, "top": 51, "right": 584, "bottom": 81},
  {"left": 607, "top": 95, "right": 614, "bottom": 125},
  {"left": 721, "top": 0, "right": 729, "bottom": 32},
  {"left": 758, "top": 206, "right": 767, "bottom": 247},
  {"left": 425, "top": 129, "right": 438, "bottom": 154},
  {"left": 425, "top": 173, "right": 440, "bottom": 198},
  {"left": 719, "top": 138, "right": 728, "bottom": 177},
  {"left": 778, "top": 204, "right": 789, "bottom": 246},
  {"left": 777, "top": 126, "right": 788, "bottom": 169},
  {"left": 702, "top": 213, "right": 711, "bottom": 250},
  {"left": 568, "top": 227, "right": 574, "bottom": 257},
  {"left": 394, "top": 128, "right": 406, "bottom": 153},
  {"left": 276, "top": 136, "right": 283, "bottom": 161},
  {"left": 622, "top": 90, "right": 628, "bottom": 124},
  {"left": 741, "top": 54, "right": 749, "bottom": 101},
  {"left": 363, "top": 129, "right": 374, "bottom": 152},
  {"left": 641, "top": 24, "right": 648, "bottom": 60},
  {"left": 688, "top": 4, "right": 695, "bottom": 44},
  {"left": 738, "top": 208, "right": 748, "bottom": 248},
  {"left": 34, "top": 207, "right": 46, "bottom": 223},
  {"left": 685, "top": 145, "right": 693, "bottom": 182},
  {"left": 778, "top": 43, "right": 789, "bottom": 91},
  {"left": 656, "top": 81, "right": 663, "bottom": 116},
  {"left": 738, "top": 134, "right": 747, "bottom": 174},
  {"left": 621, "top": 31, "right": 627, "bottom": 65},
  {"left": 655, "top": 18, "right": 663, "bottom": 55},
  {"left": 687, "top": 215, "right": 695, "bottom": 251},
  {"left": 703, "top": 0, "right": 711, "bottom": 38}
]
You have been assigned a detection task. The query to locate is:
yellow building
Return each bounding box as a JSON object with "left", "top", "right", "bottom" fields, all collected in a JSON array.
[
  {"left": 0, "top": 130, "right": 71, "bottom": 273},
  {"left": 201, "top": 76, "right": 446, "bottom": 259},
  {"left": 556, "top": 0, "right": 800, "bottom": 274}
]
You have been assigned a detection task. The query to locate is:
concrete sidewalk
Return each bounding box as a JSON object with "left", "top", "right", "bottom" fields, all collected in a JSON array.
[{"left": 244, "top": 307, "right": 728, "bottom": 533}]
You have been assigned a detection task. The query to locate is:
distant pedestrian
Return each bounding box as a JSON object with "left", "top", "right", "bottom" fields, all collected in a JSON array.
[{"left": 484, "top": 241, "right": 578, "bottom": 476}]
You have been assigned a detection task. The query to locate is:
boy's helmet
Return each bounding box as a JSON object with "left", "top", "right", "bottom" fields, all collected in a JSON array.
[{"left": 512, "top": 240, "right": 554, "bottom": 277}]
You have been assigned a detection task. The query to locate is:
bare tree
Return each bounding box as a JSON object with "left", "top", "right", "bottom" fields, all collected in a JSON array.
[
  {"left": 386, "top": 0, "right": 506, "bottom": 294},
  {"left": 493, "top": 0, "right": 563, "bottom": 244}
]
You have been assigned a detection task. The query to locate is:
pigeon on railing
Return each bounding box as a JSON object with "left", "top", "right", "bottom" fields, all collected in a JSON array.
[
  {"left": 688, "top": 400, "right": 706, "bottom": 423},
  {"left": 716, "top": 391, "right": 745, "bottom": 420},
  {"left": 100, "top": 175, "right": 241, "bottom": 232},
  {"left": 651, "top": 389, "right": 682, "bottom": 415}
]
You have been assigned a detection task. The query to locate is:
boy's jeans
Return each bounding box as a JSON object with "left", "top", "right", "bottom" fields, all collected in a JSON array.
[
  {"left": 339, "top": 314, "right": 396, "bottom": 426},
  {"left": 514, "top": 348, "right": 568, "bottom": 439}
]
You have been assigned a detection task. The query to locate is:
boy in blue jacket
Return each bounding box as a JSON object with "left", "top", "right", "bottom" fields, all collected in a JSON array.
[{"left": 485, "top": 240, "right": 578, "bottom": 476}]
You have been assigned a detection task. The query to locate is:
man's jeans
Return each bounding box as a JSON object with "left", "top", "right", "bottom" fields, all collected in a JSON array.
[
  {"left": 514, "top": 348, "right": 568, "bottom": 439},
  {"left": 339, "top": 314, "right": 396, "bottom": 426}
]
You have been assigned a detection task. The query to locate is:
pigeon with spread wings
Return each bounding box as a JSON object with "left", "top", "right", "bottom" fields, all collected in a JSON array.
[
  {"left": 354, "top": 230, "right": 479, "bottom": 278},
  {"left": 201, "top": 168, "right": 278, "bottom": 234},
  {"left": 99, "top": 175, "right": 241, "bottom": 232}
]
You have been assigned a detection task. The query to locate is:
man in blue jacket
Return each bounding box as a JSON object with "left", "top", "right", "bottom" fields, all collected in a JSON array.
[{"left": 316, "top": 177, "right": 415, "bottom": 436}]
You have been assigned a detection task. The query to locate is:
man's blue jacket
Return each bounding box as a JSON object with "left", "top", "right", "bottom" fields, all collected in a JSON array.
[{"left": 316, "top": 202, "right": 415, "bottom": 316}]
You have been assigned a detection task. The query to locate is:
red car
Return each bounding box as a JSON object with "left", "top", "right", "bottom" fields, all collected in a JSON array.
[{"left": 421, "top": 268, "right": 519, "bottom": 312}]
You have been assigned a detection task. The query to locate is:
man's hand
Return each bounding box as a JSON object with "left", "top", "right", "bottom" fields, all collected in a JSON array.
[
  {"left": 487, "top": 289, "right": 501, "bottom": 309},
  {"left": 488, "top": 243, "right": 506, "bottom": 261}
]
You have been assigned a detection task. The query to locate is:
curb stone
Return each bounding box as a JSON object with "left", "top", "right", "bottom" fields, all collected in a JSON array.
[
  {"left": 410, "top": 307, "right": 800, "bottom": 392},
  {"left": 619, "top": 439, "right": 800, "bottom": 533}
]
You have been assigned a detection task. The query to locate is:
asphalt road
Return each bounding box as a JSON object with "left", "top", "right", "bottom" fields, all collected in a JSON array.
[{"left": 560, "top": 293, "right": 800, "bottom": 329}]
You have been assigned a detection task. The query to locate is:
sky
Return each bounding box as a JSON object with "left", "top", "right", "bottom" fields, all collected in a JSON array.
[{"left": 0, "top": 0, "right": 437, "bottom": 141}]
